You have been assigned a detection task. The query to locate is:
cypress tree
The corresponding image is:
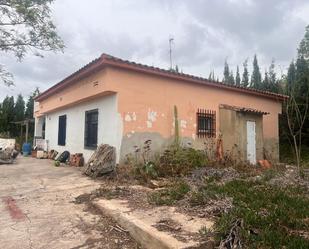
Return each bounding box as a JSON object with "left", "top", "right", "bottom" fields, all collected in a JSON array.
[
  {"left": 229, "top": 71, "right": 235, "bottom": 85},
  {"left": 268, "top": 60, "right": 278, "bottom": 93},
  {"left": 298, "top": 25, "right": 309, "bottom": 60},
  {"left": 262, "top": 70, "right": 270, "bottom": 91},
  {"left": 1, "top": 96, "right": 15, "bottom": 135},
  {"left": 223, "top": 60, "right": 230, "bottom": 84},
  {"left": 25, "top": 88, "right": 40, "bottom": 119},
  {"left": 287, "top": 61, "right": 296, "bottom": 94},
  {"left": 235, "top": 66, "right": 241, "bottom": 86},
  {"left": 14, "top": 94, "right": 25, "bottom": 122},
  {"left": 241, "top": 60, "right": 249, "bottom": 87},
  {"left": 251, "top": 54, "right": 262, "bottom": 89}
]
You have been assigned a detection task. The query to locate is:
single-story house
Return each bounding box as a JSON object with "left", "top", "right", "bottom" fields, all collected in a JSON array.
[{"left": 34, "top": 54, "right": 288, "bottom": 164}]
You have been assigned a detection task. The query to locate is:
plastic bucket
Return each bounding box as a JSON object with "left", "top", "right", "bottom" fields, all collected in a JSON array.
[{"left": 22, "top": 143, "right": 31, "bottom": 156}]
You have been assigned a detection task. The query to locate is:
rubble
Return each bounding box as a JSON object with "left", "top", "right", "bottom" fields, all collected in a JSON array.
[
  {"left": 84, "top": 144, "right": 116, "bottom": 178},
  {"left": 0, "top": 148, "right": 18, "bottom": 164},
  {"left": 70, "top": 153, "right": 84, "bottom": 167}
]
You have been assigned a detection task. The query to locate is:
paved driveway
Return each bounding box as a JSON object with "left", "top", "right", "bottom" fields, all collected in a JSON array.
[{"left": 0, "top": 157, "right": 138, "bottom": 249}]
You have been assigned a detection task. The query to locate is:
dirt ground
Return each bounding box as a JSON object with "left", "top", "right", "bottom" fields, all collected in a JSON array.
[{"left": 0, "top": 157, "right": 140, "bottom": 249}]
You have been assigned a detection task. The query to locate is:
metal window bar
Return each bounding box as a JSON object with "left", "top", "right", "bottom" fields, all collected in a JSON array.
[{"left": 196, "top": 109, "right": 216, "bottom": 138}]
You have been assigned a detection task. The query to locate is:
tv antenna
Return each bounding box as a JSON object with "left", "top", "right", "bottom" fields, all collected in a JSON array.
[{"left": 169, "top": 37, "right": 174, "bottom": 70}]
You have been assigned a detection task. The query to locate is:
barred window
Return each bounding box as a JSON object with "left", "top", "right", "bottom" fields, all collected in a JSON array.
[{"left": 197, "top": 109, "right": 216, "bottom": 137}]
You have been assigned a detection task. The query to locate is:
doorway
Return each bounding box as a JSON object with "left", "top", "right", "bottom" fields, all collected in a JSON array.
[{"left": 247, "top": 121, "right": 256, "bottom": 164}]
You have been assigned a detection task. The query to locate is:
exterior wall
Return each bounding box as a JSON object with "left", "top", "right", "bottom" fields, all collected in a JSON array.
[
  {"left": 219, "top": 108, "right": 264, "bottom": 163},
  {"left": 35, "top": 65, "right": 283, "bottom": 162},
  {"left": 104, "top": 67, "right": 282, "bottom": 160},
  {"left": 34, "top": 69, "right": 115, "bottom": 117},
  {"left": 44, "top": 94, "right": 122, "bottom": 162}
]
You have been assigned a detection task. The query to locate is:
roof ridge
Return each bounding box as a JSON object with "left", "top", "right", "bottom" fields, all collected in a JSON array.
[
  {"left": 101, "top": 54, "right": 288, "bottom": 99},
  {"left": 35, "top": 53, "right": 289, "bottom": 101}
]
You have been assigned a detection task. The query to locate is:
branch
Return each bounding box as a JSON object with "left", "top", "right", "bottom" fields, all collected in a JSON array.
[{"left": 0, "top": 64, "right": 14, "bottom": 86}]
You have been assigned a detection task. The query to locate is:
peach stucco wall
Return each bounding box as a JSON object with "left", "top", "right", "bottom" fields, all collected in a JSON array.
[
  {"left": 36, "top": 65, "right": 282, "bottom": 158},
  {"left": 35, "top": 69, "right": 113, "bottom": 117},
  {"left": 104, "top": 67, "right": 282, "bottom": 141}
]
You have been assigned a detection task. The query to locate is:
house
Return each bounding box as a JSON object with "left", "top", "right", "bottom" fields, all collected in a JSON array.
[{"left": 34, "top": 54, "right": 288, "bottom": 164}]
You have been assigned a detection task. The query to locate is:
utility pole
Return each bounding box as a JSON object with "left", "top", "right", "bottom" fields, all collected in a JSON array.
[{"left": 169, "top": 37, "right": 174, "bottom": 70}]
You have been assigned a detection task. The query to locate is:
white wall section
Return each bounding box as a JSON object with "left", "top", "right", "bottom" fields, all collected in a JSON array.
[{"left": 44, "top": 94, "right": 122, "bottom": 162}]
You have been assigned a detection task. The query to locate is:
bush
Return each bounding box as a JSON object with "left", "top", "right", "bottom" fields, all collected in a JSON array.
[
  {"left": 148, "top": 180, "right": 191, "bottom": 205},
  {"left": 156, "top": 145, "right": 208, "bottom": 177}
]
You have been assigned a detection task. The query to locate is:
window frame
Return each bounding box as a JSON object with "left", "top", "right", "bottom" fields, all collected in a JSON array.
[
  {"left": 196, "top": 109, "right": 216, "bottom": 138},
  {"left": 58, "top": 115, "right": 67, "bottom": 146},
  {"left": 84, "top": 109, "right": 99, "bottom": 150}
]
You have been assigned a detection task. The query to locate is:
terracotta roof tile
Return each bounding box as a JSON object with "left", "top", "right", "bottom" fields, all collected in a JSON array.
[{"left": 219, "top": 104, "right": 270, "bottom": 115}]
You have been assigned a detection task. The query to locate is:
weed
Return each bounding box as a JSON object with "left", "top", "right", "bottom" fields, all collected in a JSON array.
[
  {"left": 156, "top": 145, "right": 208, "bottom": 177},
  {"left": 261, "top": 168, "right": 279, "bottom": 182},
  {"left": 189, "top": 184, "right": 222, "bottom": 206},
  {"left": 148, "top": 180, "right": 191, "bottom": 205},
  {"left": 199, "top": 226, "right": 212, "bottom": 237},
  {"left": 211, "top": 180, "right": 309, "bottom": 248}
]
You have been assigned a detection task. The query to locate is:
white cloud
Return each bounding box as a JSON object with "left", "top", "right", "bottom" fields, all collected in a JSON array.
[{"left": 0, "top": 0, "right": 308, "bottom": 100}]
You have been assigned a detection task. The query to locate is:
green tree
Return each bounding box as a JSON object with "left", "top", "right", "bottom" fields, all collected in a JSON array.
[
  {"left": 250, "top": 54, "right": 262, "bottom": 89},
  {"left": 287, "top": 61, "right": 296, "bottom": 94},
  {"left": 229, "top": 71, "right": 235, "bottom": 85},
  {"left": 14, "top": 94, "right": 25, "bottom": 122},
  {"left": 235, "top": 66, "right": 241, "bottom": 86},
  {"left": 262, "top": 70, "right": 269, "bottom": 90},
  {"left": 25, "top": 88, "right": 40, "bottom": 119},
  {"left": 268, "top": 60, "right": 279, "bottom": 93},
  {"left": 241, "top": 59, "right": 249, "bottom": 87},
  {"left": 298, "top": 25, "right": 309, "bottom": 60},
  {"left": 0, "top": 0, "right": 64, "bottom": 86},
  {"left": 223, "top": 60, "right": 230, "bottom": 84},
  {"left": 1, "top": 96, "right": 15, "bottom": 135}
]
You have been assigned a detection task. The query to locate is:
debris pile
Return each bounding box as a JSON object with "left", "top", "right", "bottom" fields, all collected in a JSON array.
[
  {"left": 0, "top": 138, "right": 18, "bottom": 164},
  {"left": 84, "top": 144, "right": 116, "bottom": 177},
  {"left": 70, "top": 153, "right": 84, "bottom": 167},
  {"left": 0, "top": 148, "right": 18, "bottom": 164}
]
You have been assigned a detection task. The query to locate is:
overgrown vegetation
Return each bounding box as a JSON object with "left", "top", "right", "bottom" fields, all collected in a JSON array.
[
  {"left": 156, "top": 145, "right": 208, "bottom": 177},
  {"left": 148, "top": 180, "right": 190, "bottom": 205},
  {"left": 213, "top": 180, "right": 309, "bottom": 249},
  {"left": 145, "top": 164, "right": 309, "bottom": 248},
  {"left": 127, "top": 140, "right": 208, "bottom": 182}
]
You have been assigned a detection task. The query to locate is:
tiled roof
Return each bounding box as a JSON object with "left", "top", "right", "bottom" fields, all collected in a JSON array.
[
  {"left": 219, "top": 104, "right": 270, "bottom": 115},
  {"left": 35, "top": 53, "right": 289, "bottom": 101}
]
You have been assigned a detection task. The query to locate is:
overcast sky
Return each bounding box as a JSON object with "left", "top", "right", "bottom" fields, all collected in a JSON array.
[{"left": 1, "top": 0, "right": 309, "bottom": 101}]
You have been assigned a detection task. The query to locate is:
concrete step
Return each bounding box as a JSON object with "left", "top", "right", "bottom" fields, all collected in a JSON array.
[{"left": 94, "top": 199, "right": 214, "bottom": 249}]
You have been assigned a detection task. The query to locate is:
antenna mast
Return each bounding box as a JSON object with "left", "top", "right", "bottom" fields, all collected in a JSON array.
[{"left": 169, "top": 37, "right": 174, "bottom": 70}]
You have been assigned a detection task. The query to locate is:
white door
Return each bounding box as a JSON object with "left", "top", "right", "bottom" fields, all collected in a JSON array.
[{"left": 247, "top": 121, "right": 256, "bottom": 164}]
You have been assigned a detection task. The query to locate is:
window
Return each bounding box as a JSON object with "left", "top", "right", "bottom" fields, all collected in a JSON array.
[
  {"left": 58, "top": 115, "right": 67, "bottom": 146},
  {"left": 197, "top": 109, "right": 216, "bottom": 137},
  {"left": 84, "top": 109, "right": 98, "bottom": 149}
]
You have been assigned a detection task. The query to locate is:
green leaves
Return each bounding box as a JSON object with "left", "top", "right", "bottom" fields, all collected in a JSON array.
[{"left": 0, "top": 0, "right": 64, "bottom": 85}]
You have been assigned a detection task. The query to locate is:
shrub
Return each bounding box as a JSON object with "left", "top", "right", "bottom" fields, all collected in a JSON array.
[{"left": 156, "top": 145, "right": 208, "bottom": 177}]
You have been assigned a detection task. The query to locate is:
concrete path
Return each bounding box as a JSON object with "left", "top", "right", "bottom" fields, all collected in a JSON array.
[{"left": 0, "top": 157, "right": 138, "bottom": 249}]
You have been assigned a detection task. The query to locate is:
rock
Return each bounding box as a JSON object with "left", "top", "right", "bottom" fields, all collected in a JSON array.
[{"left": 84, "top": 144, "right": 116, "bottom": 178}]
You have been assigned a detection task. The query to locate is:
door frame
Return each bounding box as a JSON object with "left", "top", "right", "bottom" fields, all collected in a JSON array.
[{"left": 246, "top": 120, "right": 256, "bottom": 164}]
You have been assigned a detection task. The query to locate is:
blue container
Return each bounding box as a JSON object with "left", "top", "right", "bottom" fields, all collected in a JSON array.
[{"left": 22, "top": 143, "right": 31, "bottom": 156}]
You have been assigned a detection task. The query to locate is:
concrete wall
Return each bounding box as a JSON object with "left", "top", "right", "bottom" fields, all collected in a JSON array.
[
  {"left": 44, "top": 94, "right": 122, "bottom": 162},
  {"left": 106, "top": 67, "right": 281, "bottom": 160},
  {"left": 219, "top": 108, "right": 264, "bottom": 163}
]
